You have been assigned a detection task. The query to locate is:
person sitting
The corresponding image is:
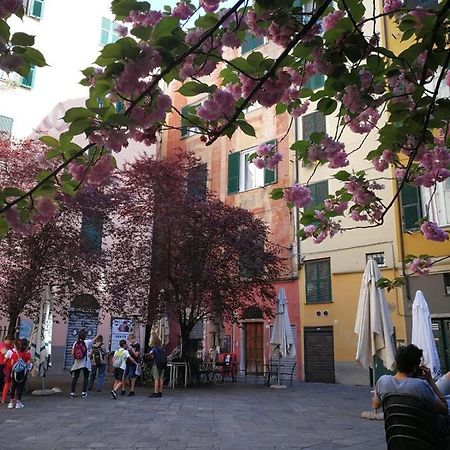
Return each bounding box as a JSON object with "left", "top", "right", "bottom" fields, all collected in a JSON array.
[{"left": 372, "top": 344, "right": 448, "bottom": 417}]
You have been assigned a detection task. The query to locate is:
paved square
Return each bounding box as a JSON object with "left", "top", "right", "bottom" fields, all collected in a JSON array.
[{"left": 0, "top": 377, "right": 385, "bottom": 449}]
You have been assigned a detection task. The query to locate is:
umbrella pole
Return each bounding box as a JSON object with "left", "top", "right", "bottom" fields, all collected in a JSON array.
[{"left": 277, "top": 354, "right": 281, "bottom": 386}]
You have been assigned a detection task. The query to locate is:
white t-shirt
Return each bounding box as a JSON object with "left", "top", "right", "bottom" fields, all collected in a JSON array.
[{"left": 114, "top": 348, "right": 130, "bottom": 370}]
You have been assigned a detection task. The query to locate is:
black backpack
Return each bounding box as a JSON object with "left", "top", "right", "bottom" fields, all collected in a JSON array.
[
  {"left": 153, "top": 347, "right": 167, "bottom": 370},
  {"left": 91, "top": 345, "right": 105, "bottom": 366}
]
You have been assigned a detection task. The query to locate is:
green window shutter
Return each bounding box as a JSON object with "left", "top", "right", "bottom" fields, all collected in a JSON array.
[
  {"left": 114, "top": 101, "right": 124, "bottom": 113},
  {"left": 227, "top": 152, "right": 240, "bottom": 195},
  {"left": 30, "top": 0, "right": 44, "bottom": 18},
  {"left": 20, "top": 65, "right": 35, "bottom": 88},
  {"left": 241, "top": 33, "right": 264, "bottom": 54},
  {"left": 400, "top": 184, "right": 423, "bottom": 230},
  {"left": 302, "top": 111, "right": 326, "bottom": 140},
  {"left": 305, "top": 259, "right": 331, "bottom": 303},
  {"left": 264, "top": 139, "right": 277, "bottom": 186},
  {"left": 309, "top": 180, "right": 328, "bottom": 208},
  {"left": 180, "top": 106, "right": 189, "bottom": 137},
  {"left": 305, "top": 74, "right": 325, "bottom": 90},
  {"left": 101, "top": 17, "right": 111, "bottom": 45}
]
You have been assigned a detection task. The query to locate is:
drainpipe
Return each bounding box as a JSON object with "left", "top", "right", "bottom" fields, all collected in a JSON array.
[{"left": 293, "top": 117, "right": 302, "bottom": 272}]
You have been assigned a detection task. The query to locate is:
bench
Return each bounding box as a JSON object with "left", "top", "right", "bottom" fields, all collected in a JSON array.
[{"left": 265, "top": 358, "right": 297, "bottom": 386}]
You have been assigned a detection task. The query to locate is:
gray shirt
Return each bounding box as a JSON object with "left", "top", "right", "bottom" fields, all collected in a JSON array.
[{"left": 375, "top": 375, "right": 440, "bottom": 407}]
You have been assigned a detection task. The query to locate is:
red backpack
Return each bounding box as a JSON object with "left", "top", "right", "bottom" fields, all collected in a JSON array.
[{"left": 73, "top": 340, "right": 87, "bottom": 360}]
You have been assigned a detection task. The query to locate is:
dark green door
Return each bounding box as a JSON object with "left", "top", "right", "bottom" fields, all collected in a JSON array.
[{"left": 432, "top": 319, "right": 450, "bottom": 373}]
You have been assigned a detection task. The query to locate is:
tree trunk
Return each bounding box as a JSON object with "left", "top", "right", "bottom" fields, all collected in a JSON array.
[{"left": 7, "top": 311, "right": 19, "bottom": 338}]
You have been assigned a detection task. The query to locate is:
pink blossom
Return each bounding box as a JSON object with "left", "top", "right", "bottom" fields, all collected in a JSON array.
[
  {"left": 410, "top": 257, "right": 432, "bottom": 275},
  {"left": 172, "top": 2, "right": 193, "bottom": 20},
  {"left": 0, "top": 54, "right": 23, "bottom": 73},
  {"left": 245, "top": 10, "right": 269, "bottom": 37},
  {"left": 267, "top": 152, "right": 283, "bottom": 170},
  {"left": 0, "top": 0, "right": 20, "bottom": 19},
  {"left": 301, "top": 24, "right": 322, "bottom": 42},
  {"left": 253, "top": 157, "right": 266, "bottom": 169},
  {"left": 221, "top": 32, "right": 242, "bottom": 49},
  {"left": 323, "top": 11, "right": 345, "bottom": 31},
  {"left": 408, "top": 8, "right": 431, "bottom": 29},
  {"left": 342, "top": 85, "right": 364, "bottom": 114},
  {"left": 395, "top": 168, "right": 407, "bottom": 180},
  {"left": 345, "top": 107, "right": 380, "bottom": 134},
  {"left": 115, "top": 25, "right": 128, "bottom": 37},
  {"left": 373, "top": 149, "right": 395, "bottom": 172},
  {"left": 420, "top": 221, "right": 449, "bottom": 242},
  {"left": 256, "top": 143, "right": 274, "bottom": 157},
  {"left": 68, "top": 162, "right": 86, "bottom": 182},
  {"left": 104, "top": 130, "right": 129, "bottom": 153},
  {"left": 197, "top": 89, "right": 235, "bottom": 122},
  {"left": 267, "top": 22, "right": 296, "bottom": 47},
  {"left": 201, "top": 0, "right": 221, "bottom": 13},
  {"left": 88, "top": 154, "right": 115, "bottom": 185},
  {"left": 283, "top": 184, "right": 312, "bottom": 208},
  {"left": 290, "top": 101, "right": 310, "bottom": 118},
  {"left": 33, "top": 198, "right": 57, "bottom": 224},
  {"left": 383, "top": 0, "right": 402, "bottom": 14}
]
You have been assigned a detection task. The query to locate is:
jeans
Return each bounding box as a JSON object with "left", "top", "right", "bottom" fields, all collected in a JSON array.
[
  {"left": 87, "top": 364, "right": 106, "bottom": 391},
  {"left": 71, "top": 368, "right": 89, "bottom": 394}
]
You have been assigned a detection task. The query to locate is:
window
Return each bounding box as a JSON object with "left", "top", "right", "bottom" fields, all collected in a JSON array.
[
  {"left": 366, "top": 252, "right": 385, "bottom": 267},
  {"left": 20, "top": 65, "right": 35, "bottom": 89},
  {"left": 305, "top": 259, "right": 332, "bottom": 303},
  {"left": 227, "top": 141, "right": 277, "bottom": 194},
  {"left": 422, "top": 179, "right": 450, "bottom": 227},
  {"left": 302, "top": 111, "right": 326, "bottom": 141},
  {"left": 304, "top": 74, "right": 325, "bottom": 90},
  {"left": 400, "top": 184, "right": 423, "bottom": 230},
  {"left": 180, "top": 105, "right": 199, "bottom": 138},
  {"left": 27, "top": 0, "right": 44, "bottom": 19},
  {"left": 187, "top": 163, "right": 207, "bottom": 200},
  {"left": 100, "top": 17, "right": 120, "bottom": 45},
  {"left": 308, "top": 180, "right": 328, "bottom": 209},
  {"left": 80, "top": 214, "right": 104, "bottom": 252},
  {"left": 443, "top": 273, "right": 450, "bottom": 296},
  {"left": 0, "top": 115, "right": 13, "bottom": 135},
  {"left": 241, "top": 33, "right": 264, "bottom": 54},
  {"left": 114, "top": 101, "right": 124, "bottom": 113}
]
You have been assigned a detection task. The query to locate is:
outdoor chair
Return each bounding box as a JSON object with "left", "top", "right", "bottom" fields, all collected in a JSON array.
[
  {"left": 216, "top": 353, "right": 237, "bottom": 382},
  {"left": 382, "top": 393, "right": 448, "bottom": 450},
  {"left": 265, "top": 358, "right": 297, "bottom": 386}
]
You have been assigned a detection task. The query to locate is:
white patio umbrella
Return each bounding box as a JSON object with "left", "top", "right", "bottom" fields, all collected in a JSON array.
[
  {"left": 411, "top": 290, "right": 441, "bottom": 380},
  {"left": 355, "top": 259, "right": 396, "bottom": 373},
  {"left": 30, "top": 286, "right": 53, "bottom": 394},
  {"left": 270, "top": 288, "right": 296, "bottom": 387}
]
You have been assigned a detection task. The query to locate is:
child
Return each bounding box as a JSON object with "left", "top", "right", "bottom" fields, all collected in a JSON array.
[
  {"left": 70, "top": 329, "right": 93, "bottom": 398},
  {"left": 87, "top": 335, "right": 107, "bottom": 392},
  {"left": 111, "top": 339, "right": 137, "bottom": 399},
  {"left": 0, "top": 336, "right": 14, "bottom": 404},
  {"left": 5, "top": 339, "right": 32, "bottom": 409},
  {"left": 149, "top": 336, "right": 166, "bottom": 398}
]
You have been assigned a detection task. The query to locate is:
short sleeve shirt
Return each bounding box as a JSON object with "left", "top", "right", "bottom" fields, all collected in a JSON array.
[
  {"left": 375, "top": 375, "right": 440, "bottom": 407},
  {"left": 127, "top": 343, "right": 140, "bottom": 365}
]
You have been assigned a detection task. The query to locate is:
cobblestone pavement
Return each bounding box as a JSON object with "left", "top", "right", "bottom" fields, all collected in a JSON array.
[{"left": 0, "top": 376, "right": 385, "bottom": 450}]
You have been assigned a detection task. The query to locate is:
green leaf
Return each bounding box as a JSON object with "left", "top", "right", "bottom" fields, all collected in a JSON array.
[
  {"left": 69, "top": 118, "right": 92, "bottom": 136},
  {"left": 64, "top": 107, "right": 94, "bottom": 123},
  {"left": 178, "top": 81, "right": 214, "bottom": 97},
  {"left": 131, "top": 25, "right": 153, "bottom": 40},
  {"left": 270, "top": 188, "right": 284, "bottom": 200},
  {"left": 111, "top": 0, "right": 150, "bottom": 18},
  {"left": 0, "top": 19, "right": 10, "bottom": 43},
  {"left": 11, "top": 32, "right": 35, "bottom": 46},
  {"left": 40, "top": 135, "right": 60, "bottom": 148},
  {"left": 317, "top": 98, "right": 337, "bottom": 115},
  {"left": 152, "top": 16, "right": 179, "bottom": 43},
  {"left": 334, "top": 170, "right": 351, "bottom": 181},
  {"left": 61, "top": 179, "right": 79, "bottom": 196},
  {"left": 2, "top": 187, "right": 26, "bottom": 198},
  {"left": 195, "top": 13, "right": 218, "bottom": 29},
  {"left": 0, "top": 216, "right": 9, "bottom": 238},
  {"left": 23, "top": 47, "right": 46, "bottom": 67},
  {"left": 275, "top": 103, "right": 288, "bottom": 115},
  {"left": 237, "top": 120, "right": 256, "bottom": 137},
  {"left": 34, "top": 182, "right": 56, "bottom": 197}
]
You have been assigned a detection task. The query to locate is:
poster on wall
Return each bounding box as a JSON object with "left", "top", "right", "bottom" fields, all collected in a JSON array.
[{"left": 110, "top": 318, "right": 133, "bottom": 352}]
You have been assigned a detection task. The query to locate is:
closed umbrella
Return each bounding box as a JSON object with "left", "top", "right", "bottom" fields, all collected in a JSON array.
[
  {"left": 30, "top": 286, "right": 53, "bottom": 393},
  {"left": 411, "top": 290, "right": 441, "bottom": 380},
  {"left": 355, "top": 259, "right": 396, "bottom": 373},
  {"left": 270, "top": 288, "right": 296, "bottom": 387}
]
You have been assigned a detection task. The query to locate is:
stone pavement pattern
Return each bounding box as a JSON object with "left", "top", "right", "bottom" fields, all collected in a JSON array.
[{"left": 0, "top": 378, "right": 385, "bottom": 450}]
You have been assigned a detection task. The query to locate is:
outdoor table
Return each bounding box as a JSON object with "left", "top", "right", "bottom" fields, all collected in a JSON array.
[{"left": 167, "top": 362, "right": 189, "bottom": 388}]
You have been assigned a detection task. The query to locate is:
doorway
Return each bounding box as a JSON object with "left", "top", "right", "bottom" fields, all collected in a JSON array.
[
  {"left": 304, "top": 326, "right": 335, "bottom": 383},
  {"left": 244, "top": 322, "right": 264, "bottom": 374}
]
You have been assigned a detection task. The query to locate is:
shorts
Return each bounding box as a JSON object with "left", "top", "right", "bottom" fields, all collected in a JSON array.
[
  {"left": 152, "top": 366, "right": 164, "bottom": 380},
  {"left": 113, "top": 367, "right": 124, "bottom": 381},
  {"left": 125, "top": 363, "right": 137, "bottom": 379}
]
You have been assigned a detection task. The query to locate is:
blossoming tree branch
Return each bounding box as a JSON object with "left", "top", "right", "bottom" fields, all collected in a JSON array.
[{"left": 0, "top": 0, "right": 449, "bottom": 278}]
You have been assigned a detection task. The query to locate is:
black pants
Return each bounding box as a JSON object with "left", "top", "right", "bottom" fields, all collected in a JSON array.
[
  {"left": 0, "top": 364, "right": 5, "bottom": 391},
  {"left": 71, "top": 368, "right": 89, "bottom": 393},
  {"left": 11, "top": 372, "right": 27, "bottom": 400}
]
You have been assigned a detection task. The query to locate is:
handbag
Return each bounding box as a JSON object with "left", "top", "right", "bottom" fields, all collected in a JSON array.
[{"left": 135, "top": 363, "right": 142, "bottom": 377}]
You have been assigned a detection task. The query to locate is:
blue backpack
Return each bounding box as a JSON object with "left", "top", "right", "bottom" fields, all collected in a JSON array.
[{"left": 12, "top": 357, "right": 27, "bottom": 382}]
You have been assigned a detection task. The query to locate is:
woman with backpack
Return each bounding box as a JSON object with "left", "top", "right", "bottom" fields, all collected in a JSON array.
[
  {"left": 87, "top": 335, "right": 106, "bottom": 393},
  {"left": 70, "top": 329, "right": 92, "bottom": 398},
  {"left": 5, "top": 338, "right": 32, "bottom": 409}
]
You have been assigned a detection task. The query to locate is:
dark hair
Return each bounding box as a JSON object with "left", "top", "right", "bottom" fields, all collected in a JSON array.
[
  {"left": 119, "top": 339, "right": 127, "bottom": 348},
  {"left": 395, "top": 344, "right": 422, "bottom": 373},
  {"left": 78, "top": 329, "right": 87, "bottom": 340},
  {"left": 16, "top": 338, "right": 29, "bottom": 352},
  {"left": 4, "top": 336, "right": 14, "bottom": 342}
]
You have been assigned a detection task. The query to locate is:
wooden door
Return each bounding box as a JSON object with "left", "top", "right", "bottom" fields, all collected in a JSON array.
[
  {"left": 245, "top": 322, "right": 264, "bottom": 374},
  {"left": 304, "top": 326, "right": 335, "bottom": 383}
]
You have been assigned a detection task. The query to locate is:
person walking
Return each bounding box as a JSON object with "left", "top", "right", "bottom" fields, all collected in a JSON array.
[
  {"left": 87, "top": 335, "right": 107, "bottom": 393},
  {"left": 70, "top": 329, "right": 92, "bottom": 398},
  {"left": 0, "top": 336, "right": 13, "bottom": 404},
  {"left": 149, "top": 336, "right": 167, "bottom": 398},
  {"left": 6, "top": 339, "right": 32, "bottom": 409},
  {"left": 123, "top": 334, "right": 140, "bottom": 396},
  {"left": 111, "top": 339, "right": 137, "bottom": 399}
]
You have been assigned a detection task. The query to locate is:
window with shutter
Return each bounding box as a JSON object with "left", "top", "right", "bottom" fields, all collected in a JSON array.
[
  {"left": 308, "top": 180, "right": 328, "bottom": 209},
  {"left": 100, "top": 17, "right": 119, "bottom": 45},
  {"left": 305, "top": 259, "right": 332, "bottom": 303},
  {"left": 400, "top": 184, "right": 422, "bottom": 230},
  {"left": 304, "top": 74, "right": 325, "bottom": 90},
  {"left": 227, "top": 152, "right": 240, "bottom": 195},
  {"left": 422, "top": 179, "right": 450, "bottom": 227},
  {"left": 187, "top": 163, "right": 208, "bottom": 200},
  {"left": 20, "top": 65, "right": 35, "bottom": 89},
  {"left": 28, "top": 0, "right": 44, "bottom": 18},
  {"left": 241, "top": 33, "right": 264, "bottom": 54},
  {"left": 302, "top": 111, "right": 326, "bottom": 141},
  {"left": 0, "top": 115, "right": 13, "bottom": 135},
  {"left": 180, "top": 105, "right": 189, "bottom": 137},
  {"left": 264, "top": 139, "right": 277, "bottom": 186}
]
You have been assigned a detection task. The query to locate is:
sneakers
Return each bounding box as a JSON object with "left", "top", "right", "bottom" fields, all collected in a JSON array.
[
  {"left": 128, "top": 391, "right": 135, "bottom": 397},
  {"left": 7, "top": 401, "right": 15, "bottom": 409},
  {"left": 70, "top": 393, "right": 77, "bottom": 398},
  {"left": 111, "top": 389, "right": 117, "bottom": 400},
  {"left": 15, "top": 401, "right": 24, "bottom": 409},
  {"left": 149, "top": 392, "right": 162, "bottom": 398},
  {"left": 81, "top": 392, "right": 89, "bottom": 398}
]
